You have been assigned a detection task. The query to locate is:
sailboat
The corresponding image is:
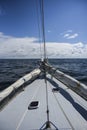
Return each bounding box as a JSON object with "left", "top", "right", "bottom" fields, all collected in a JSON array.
[{"left": 0, "top": 0, "right": 87, "bottom": 130}]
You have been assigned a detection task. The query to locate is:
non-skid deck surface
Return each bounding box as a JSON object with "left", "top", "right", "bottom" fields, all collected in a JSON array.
[{"left": 0, "top": 75, "right": 87, "bottom": 130}]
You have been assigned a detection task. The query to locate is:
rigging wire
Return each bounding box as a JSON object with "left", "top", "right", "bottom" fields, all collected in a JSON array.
[
  {"left": 45, "top": 76, "right": 50, "bottom": 127},
  {"left": 39, "top": 0, "right": 50, "bottom": 128},
  {"left": 35, "top": 0, "right": 43, "bottom": 59},
  {"left": 39, "top": 0, "right": 46, "bottom": 60}
]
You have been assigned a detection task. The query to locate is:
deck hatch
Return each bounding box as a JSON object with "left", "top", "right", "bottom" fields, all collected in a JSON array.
[
  {"left": 52, "top": 88, "right": 59, "bottom": 92},
  {"left": 28, "top": 101, "right": 39, "bottom": 110}
]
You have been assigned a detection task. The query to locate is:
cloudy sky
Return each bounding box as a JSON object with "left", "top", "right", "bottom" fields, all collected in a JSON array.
[{"left": 0, "top": 0, "right": 87, "bottom": 59}]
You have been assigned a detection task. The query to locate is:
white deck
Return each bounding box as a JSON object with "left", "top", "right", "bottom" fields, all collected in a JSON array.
[{"left": 0, "top": 75, "right": 87, "bottom": 130}]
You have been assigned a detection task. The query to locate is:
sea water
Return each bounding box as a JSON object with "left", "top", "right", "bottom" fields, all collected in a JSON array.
[{"left": 0, "top": 59, "right": 87, "bottom": 91}]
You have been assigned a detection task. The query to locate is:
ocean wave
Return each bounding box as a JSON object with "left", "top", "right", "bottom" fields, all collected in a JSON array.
[{"left": 0, "top": 59, "right": 87, "bottom": 91}]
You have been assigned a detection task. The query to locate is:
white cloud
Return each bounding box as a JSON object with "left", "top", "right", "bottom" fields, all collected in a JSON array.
[
  {"left": 46, "top": 42, "right": 87, "bottom": 58},
  {"left": 63, "top": 32, "right": 78, "bottom": 39},
  {"left": 0, "top": 32, "right": 87, "bottom": 59},
  {"left": 60, "top": 30, "right": 72, "bottom": 35},
  {"left": 62, "top": 30, "right": 78, "bottom": 39},
  {"left": 67, "top": 33, "right": 78, "bottom": 39},
  {"left": 64, "top": 33, "right": 70, "bottom": 38}
]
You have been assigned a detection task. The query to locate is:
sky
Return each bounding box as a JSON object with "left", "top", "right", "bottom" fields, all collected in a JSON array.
[{"left": 0, "top": 0, "right": 87, "bottom": 59}]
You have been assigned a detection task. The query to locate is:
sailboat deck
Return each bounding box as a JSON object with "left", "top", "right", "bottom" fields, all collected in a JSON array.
[{"left": 0, "top": 74, "right": 87, "bottom": 130}]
